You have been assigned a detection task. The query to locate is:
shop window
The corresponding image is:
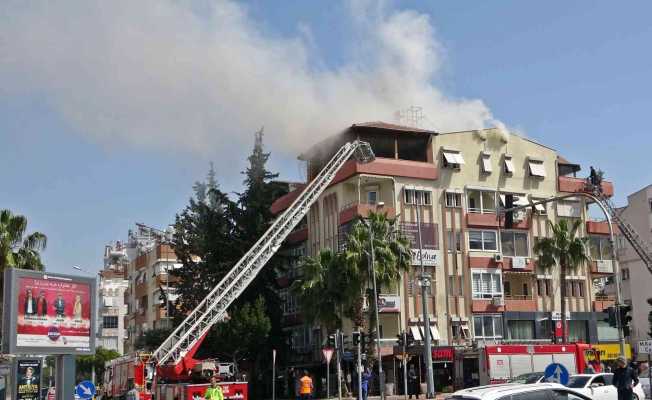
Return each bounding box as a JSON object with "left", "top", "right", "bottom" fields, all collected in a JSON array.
[
  {"left": 507, "top": 320, "right": 535, "bottom": 340},
  {"left": 568, "top": 320, "right": 588, "bottom": 343},
  {"left": 469, "top": 230, "right": 498, "bottom": 251}
]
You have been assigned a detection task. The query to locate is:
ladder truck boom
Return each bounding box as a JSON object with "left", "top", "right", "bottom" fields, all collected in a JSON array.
[{"left": 150, "top": 140, "right": 375, "bottom": 370}]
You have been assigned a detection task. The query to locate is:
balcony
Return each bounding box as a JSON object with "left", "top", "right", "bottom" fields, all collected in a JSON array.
[
  {"left": 468, "top": 256, "right": 535, "bottom": 271},
  {"left": 586, "top": 220, "right": 619, "bottom": 235},
  {"left": 331, "top": 157, "right": 438, "bottom": 187},
  {"left": 502, "top": 257, "right": 535, "bottom": 272},
  {"left": 504, "top": 294, "right": 537, "bottom": 312},
  {"left": 466, "top": 212, "right": 499, "bottom": 228},
  {"left": 271, "top": 185, "right": 307, "bottom": 215},
  {"left": 472, "top": 299, "right": 505, "bottom": 313},
  {"left": 339, "top": 202, "right": 396, "bottom": 225},
  {"left": 558, "top": 176, "right": 614, "bottom": 197},
  {"left": 156, "top": 274, "right": 180, "bottom": 286},
  {"left": 593, "top": 295, "right": 616, "bottom": 312},
  {"left": 286, "top": 226, "right": 308, "bottom": 244}
]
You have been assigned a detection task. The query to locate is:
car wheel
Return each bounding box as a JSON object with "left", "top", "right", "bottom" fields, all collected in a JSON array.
[{"left": 633, "top": 394, "right": 639, "bottom": 400}]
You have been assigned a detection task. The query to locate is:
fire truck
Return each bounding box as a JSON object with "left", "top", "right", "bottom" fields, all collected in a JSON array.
[
  {"left": 102, "top": 141, "right": 376, "bottom": 400},
  {"left": 475, "top": 343, "right": 601, "bottom": 385}
]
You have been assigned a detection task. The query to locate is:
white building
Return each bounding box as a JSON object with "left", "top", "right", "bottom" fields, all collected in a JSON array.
[
  {"left": 97, "top": 242, "right": 129, "bottom": 354},
  {"left": 615, "top": 184, "right": 652, "bottom": 350}
]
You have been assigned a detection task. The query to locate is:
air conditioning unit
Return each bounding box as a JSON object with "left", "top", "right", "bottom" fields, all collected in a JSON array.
[
  {"left": 492, "top": 296, "right": 505, "bottom": 306},
  {"left": 494, "top": 254, "right": 503, "bottom": 262},
  {"left": 512, "top": 257, "right": 527, "bottom": 269}
]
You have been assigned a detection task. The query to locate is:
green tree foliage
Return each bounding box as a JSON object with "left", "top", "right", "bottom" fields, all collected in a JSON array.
[
  {"left": 75, "top": 347, "right": 120, "bottom": 384},
  {"left": 534, "top": 219, "right": 588, "bottom": 342},
  {"left": 171, "top": 163, "right": 239, "bottom": 314},
  {"left": 293, "top": 211, "right": 411, "bottom": 340},
  {"left": 135, "top": 327, "right": 175, "bottom": 351}
]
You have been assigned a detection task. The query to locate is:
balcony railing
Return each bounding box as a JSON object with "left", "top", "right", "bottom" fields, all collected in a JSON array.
[
  {"left": 339, "top": 201, "right": 396, "bottom": 225},
  {"left": 558, "top": 176, "right": 614, "bottom": 197},
  {"left": 504, "top": 294, "right": 537, "bottom": 312}
]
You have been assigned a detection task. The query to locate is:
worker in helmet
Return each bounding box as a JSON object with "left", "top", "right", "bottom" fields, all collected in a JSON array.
[{"left": 205, "top": 376, "right": 224, "bottom": 400}]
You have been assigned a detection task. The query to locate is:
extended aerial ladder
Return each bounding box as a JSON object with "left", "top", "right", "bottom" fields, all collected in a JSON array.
[
  {"left": 150, "top": 140, "right": 375, "bottom": 375},
  {"left": 591, "top": 185, "right": 652, "bottom": 274}
]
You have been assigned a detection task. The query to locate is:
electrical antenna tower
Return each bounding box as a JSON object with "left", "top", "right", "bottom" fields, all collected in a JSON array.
[{"left": 395, "top": 106, "right": 425, "bottom": 128}]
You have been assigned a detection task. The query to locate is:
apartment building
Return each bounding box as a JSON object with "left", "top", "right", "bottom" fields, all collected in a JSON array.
[
  {"left": 272, "top": 122, "right": 619, "bottom": 390},
  {"left": 614, "top": 184, "right": 652, "bottom": 351},
  {"left": 97, "top": 242, "right": 129, "bottom": 354},
  {"left": 123, "top": 226, "right": 180, "bottom": 354}
]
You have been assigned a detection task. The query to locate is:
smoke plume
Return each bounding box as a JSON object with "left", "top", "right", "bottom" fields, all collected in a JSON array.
[{"left": 0, "top": 0, "right": 504, "bottom": 160}]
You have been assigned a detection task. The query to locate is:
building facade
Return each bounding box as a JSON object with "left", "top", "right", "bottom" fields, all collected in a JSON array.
[
  {"left": 272, "top": 122, "right": 620, "bottom": 390},
  {"left": 122, "top": 225, "right": 180, "bottom": 354},
  {"left": 98, "top": 242, "right": 130, "bottom": 354},
  {"left": 614, "top": 184, "right": 652, "bottom": 350}
]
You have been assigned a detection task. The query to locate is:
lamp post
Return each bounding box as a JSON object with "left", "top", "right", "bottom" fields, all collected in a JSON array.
[
  {"left": 360, "top": 205, "right": 385, "bottom": 400},
  {"left": 414, "top": 193, "right": 435, "bottom": 398}
]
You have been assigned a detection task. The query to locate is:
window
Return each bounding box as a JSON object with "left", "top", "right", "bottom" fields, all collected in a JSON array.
[
  {"left": 504, "top": 281, "right": 511, "bottom": 296},
  {"left": 508, "top": 320, "right": 535, "bottom": 340},
  {"left": 501, "top": 231, "right": 529, "bottom": 257},
  {"left": 537, "top": 279, "right": 552, "bottom": 297},
  {"left": 467, "top": 189, "right": 496, "bottom": 213},
  {"left": 473, "top": 314, "right": 503, "bottom": 339},
  {"left": 103, "top": 316, "right": 119, "bottom": 329},
  {"left": 523, "top": 283, "right": 529, "bottom": 296},
  {"left": 528, "top": 159, "right": 546, "bottom": 177},
  {"left": 445, "top": 192, "right": 462, "bottom": 208},
  {"left": 481, "top": 153, "right": 492, "bottom": 173},
  {"left": 557, "top": 200, "right": 582, "bottom": 218},
  {"left": 649, "top": 199, "right": 652, "bottom": 212},
  {"left": 469, "top": 230, "right": 498, "bottom": 251},
  {"left": 568, "top": 320, "right": 588, "bottom": 343},
  {"left": 621, "top": 268, "right": 630, "bottom": 281},
  {"left": 589, "top": 236, "right": 613, "bottom": 260},
  {"left": 442, "top": 150, "right": 465, "bottom": 169},
  {"left": 597, "top": 320, "right": 619, "bottom": 341},
  {"left": 457, "top": 275, "right": 464, "bottom": 296},
  {"left": 404, "top": 188, "right": 432, "bottom": 205},
  {"left": 367, "top": 191, "right": 378, "bottom": 205},
  {"left": 447, "top": 230, "right": 461, "bottom": 252},
  {"left": 471, "top": 270, "right": 503, "bottom": 299},
  {"left": 504, "top": 156, "right": 515, "bottom": 174}
]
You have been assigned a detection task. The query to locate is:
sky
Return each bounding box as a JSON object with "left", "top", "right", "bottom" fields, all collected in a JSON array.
[{"left": 1, "top": 1, "right": 651, "bottom": 275}]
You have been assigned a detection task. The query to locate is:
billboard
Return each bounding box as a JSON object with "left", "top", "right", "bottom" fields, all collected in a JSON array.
[
  {"left": 15, "top": 359, "right": 41, "bottom": 400},
  {"left": 2, "top": 269, "right": 96, "bottom": 355}
]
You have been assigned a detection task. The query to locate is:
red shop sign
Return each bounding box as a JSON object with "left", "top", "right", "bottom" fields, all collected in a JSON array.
[{"left": 432, "top": 347, "right": 454, "bottom": 361}]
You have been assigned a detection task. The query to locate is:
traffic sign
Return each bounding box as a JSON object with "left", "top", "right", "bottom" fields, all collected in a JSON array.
[
  {"left": 544, "top": 363, "right": 569, "bottom": 385},
  {"left": 639, "top": 340, "right": 652, "bottom": 354},
  {"left": 322, "top": 347, "right": 334, "bottom": 364},
  {"left": 75, "top": 380, "right": 96, "bottom": 399}
]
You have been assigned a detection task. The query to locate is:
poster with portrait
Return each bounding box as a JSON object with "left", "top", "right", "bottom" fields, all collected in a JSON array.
[
  {"left": 2, "top": 269, "right": 96, "bottom": 355},
  {"left": 15, "top": 359, "right": 41, "bottom": 400}
]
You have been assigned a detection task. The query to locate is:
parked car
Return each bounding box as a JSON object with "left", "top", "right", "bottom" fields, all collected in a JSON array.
[
  {"left": 449, "top": 383, "right": 591, "bottom": 400},
  {"left": 566, "top": 373, "right": 646, "bottom": 400},
  {"left": 509, "top": 372, "right": 546, "bottom": 384}
]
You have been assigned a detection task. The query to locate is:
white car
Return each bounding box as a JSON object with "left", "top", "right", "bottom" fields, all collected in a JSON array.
[
  {"left": 449, "top": 383, "right": 591, "bottom": 400},
  {"left": 566, "top": 373, "right": 646, "bottom": 400}
]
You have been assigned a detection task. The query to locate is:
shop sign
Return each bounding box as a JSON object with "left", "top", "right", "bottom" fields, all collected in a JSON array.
[
  {"left": 432, "top": 347, "right": 454, "bottom": 361},
  {"left": 410, "top": 248, "right": 441, "bottom": 266},
  {"left": 377, "top": 295, "right": 400, "bottom": 313},
  {"left": 595, "top": 343, "right": 632, "bottom": 361}
]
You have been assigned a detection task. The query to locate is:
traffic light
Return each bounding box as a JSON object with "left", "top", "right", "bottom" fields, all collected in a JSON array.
[
  {"left": 352, "top": 331, "right": 360, "bottom": 346},
  {"left": 406, "top": 330, "right": 415, "bottom": 347},
  {"left": 604, "top": 306, "right": 618, "bottom": 328},
  {"left": 328, "top": 333, "right": 336, "bottom": 348},
  {"left": 397, "top": 332, "right": 404, "bottom": 348},
  {"left": 504, "top": 194, "right": 514, "bottom": 229},
  {"left": 360, "top": 332, "right": 367, "bottom": 352},
  {"left": 619, "top": 304, "right": 633, "bottom": 337}
]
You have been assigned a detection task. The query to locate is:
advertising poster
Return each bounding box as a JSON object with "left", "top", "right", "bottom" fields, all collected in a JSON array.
[
  {"left": 15, "top": 359, "right": 41, "bottom": 400},
  {"left": 16, "top": 275, "right": 92, "bottom": 351}
]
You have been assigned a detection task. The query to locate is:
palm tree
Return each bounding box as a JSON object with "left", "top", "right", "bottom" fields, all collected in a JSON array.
[
  {"left": 341, "top": 211, "right": 411, "bottom": 335},
  {"left": 291, "top": 249, "right": 345, "bottom": 332},
  {"left": 0, "top": 209, "right": 47, "bottom": 272},
  {"left": 533, "top": 219, "right": 588, "bottom": 343}
]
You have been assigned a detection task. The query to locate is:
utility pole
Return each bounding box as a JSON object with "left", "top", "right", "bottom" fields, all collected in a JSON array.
[
  {"left": 415, "top": 193, "right": 435, "bottom": 398},
  {"left": 336, "top": 329, "right": 342, "bottom": 400},
  {"left": 402, "top": 331, "right": 408, "bottom": 400},
  {"left": 356, "top": 332, "right": 362, "bottom": 400},
  {"left": 369, "top": 225, "right": 385, "bottom": 400}
]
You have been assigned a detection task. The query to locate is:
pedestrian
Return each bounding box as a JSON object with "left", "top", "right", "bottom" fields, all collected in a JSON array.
[
  {"left": 299, "top": 370, "right": 313, "bottom": 400},
  {"left": 613, "top": 356, "right": 639, "bottom": 400},
  {"left": 361, "top": 367, "right": 372, "bottom": 400},
  {"left": 408, "top": 365, "right": 418, "bottom": 399},
  {"left": 205, "top": 376, "right": 224, "bottom": 400}
]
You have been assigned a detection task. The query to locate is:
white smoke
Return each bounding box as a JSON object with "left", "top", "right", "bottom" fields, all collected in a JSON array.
[{"left": 0, "top": 0, "right": 503, "bottom": 160}]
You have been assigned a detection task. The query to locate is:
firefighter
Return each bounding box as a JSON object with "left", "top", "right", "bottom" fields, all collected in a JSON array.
[
  {"left": 299, "top": 370, "right": 313, "bottom": 400},
  {"left": 205, "top": 376, "right": 224, "bottom": 400}
]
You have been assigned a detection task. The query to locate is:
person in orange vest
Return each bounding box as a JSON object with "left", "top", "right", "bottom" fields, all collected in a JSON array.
[{"left": 299, "top": 370, "right": 313, "bottom": 400}]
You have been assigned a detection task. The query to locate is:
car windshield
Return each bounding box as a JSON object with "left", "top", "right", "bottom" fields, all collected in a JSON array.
[
  {"left": 567, "top": 376, "right": 591, "bottom": 388},
  {"left": 510, "top": 372, "right": 543, "bottom": 384},
  {"left": 525, "top": 373, "right": 544, "bottom": 383}
]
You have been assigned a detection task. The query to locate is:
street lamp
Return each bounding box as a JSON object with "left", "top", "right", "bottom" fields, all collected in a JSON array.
[{"left": 359, "top": 203, "right": 385, "bottom": 400}]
